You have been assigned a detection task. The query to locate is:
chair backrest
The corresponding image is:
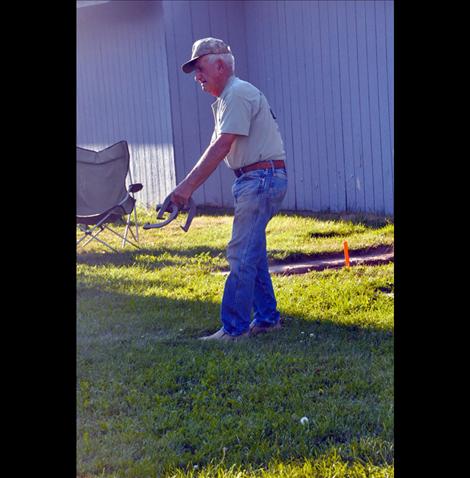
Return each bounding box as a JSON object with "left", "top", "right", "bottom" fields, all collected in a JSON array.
[{"left": 77, "top": 141, "right": 130, "bottom": 216}]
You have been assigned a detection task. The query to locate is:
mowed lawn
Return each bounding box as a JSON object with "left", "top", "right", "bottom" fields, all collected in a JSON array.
[{"left": 77, "top": 208, "right": 394, "bottom": 477}]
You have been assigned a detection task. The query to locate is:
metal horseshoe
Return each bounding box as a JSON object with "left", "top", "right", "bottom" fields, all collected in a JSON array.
[{"left": 143, "top": 193, "right": 197, "bottom": 232}]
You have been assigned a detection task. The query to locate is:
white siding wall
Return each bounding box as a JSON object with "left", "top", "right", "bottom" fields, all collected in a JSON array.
[
  {"left": 76, "top": 1, "right": 176, "bottom": 208},
  {"left": 243, "top": 0, "right": 394, "bottom": 214},
  {"left": 77, "top": 0, "right": 394, "bottom": 215}
]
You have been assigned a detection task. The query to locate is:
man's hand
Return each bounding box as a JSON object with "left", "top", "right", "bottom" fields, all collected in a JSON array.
[{"left": 170, "top": 180, "right": 194, "bottom": 208}]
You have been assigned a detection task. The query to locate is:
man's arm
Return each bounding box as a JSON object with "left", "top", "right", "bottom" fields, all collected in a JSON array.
[{"left": 170, "top": 133, "right": 238, "bottom": 207}]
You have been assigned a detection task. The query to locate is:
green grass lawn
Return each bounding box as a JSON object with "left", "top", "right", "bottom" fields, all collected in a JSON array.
[{"left": 77, "top": 208, "right": 394, "bottom": 477}]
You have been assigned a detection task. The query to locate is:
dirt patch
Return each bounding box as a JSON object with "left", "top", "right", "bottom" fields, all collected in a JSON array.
[
  {"left": 269, "top": 245, "right": 394, "bottom": 275},
  {"left": 216, "top": 245, "right": 393, "bottom": 276}
]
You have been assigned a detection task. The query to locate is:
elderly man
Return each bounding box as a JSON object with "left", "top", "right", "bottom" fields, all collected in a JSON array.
[{"left": 170, "top": 38, "right": 288, "bottom": 341}]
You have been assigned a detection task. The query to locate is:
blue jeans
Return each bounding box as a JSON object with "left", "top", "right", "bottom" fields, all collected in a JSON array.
[{"left": 220, "top": 166, "right": 288, "bottom": 336}]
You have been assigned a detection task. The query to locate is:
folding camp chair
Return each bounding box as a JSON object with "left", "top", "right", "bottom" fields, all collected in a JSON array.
[{"left": 76, "top": 140, "right": 143, "bottom": 253}]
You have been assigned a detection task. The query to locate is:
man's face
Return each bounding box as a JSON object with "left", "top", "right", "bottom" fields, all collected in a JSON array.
[{"left": 193, "top": 55, "right": 223, "bottom": 97}]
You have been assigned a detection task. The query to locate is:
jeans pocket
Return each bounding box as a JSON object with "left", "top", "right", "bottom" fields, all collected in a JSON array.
[
  {"left": 269, "top": 175, "right": 288, "bottom": 204},
  {"left": 233, "top": 174, "right": 264, "bottom": 202},
  {"left": 274, "top": 168, "right": 287, "bottom": 178}
]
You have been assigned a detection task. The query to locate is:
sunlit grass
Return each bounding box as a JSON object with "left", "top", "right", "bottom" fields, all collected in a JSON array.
[
  {"left": 77, "top": 208, "right": 394, "bottom": 477},
  {"left": 77, "top": 206, "right": 393, "bottom": 261}
]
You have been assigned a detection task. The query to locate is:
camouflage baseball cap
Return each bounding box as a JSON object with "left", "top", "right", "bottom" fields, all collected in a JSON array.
[{"left": 181, "top": 37, "right": 232, "bottom": 73}]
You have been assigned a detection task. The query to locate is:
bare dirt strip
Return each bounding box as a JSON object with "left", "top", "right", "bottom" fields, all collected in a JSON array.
[
  {"left": 216, "top": 245, "right": 393, "bottom": 276},
  {"left": 268, "top": 245, "right": 393, "bottom": 275}
]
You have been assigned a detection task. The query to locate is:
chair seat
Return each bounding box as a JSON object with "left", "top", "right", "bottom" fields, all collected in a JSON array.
[
  {"left": 76, "top": 141, "right": 142, "bottom": 252},
  {"left": 77, "top": 195, "right": 135, "bottom": 226},
  {"left": 76, "top": 212, "right": 123, "bottom": 226}
]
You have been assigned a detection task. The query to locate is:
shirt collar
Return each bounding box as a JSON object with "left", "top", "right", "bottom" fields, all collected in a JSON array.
[
  {"left": 212, "top": 75, "right": 237, "bottom": 111},
  {"left": 220, "top": 75, "right": 237, "bottom": 99}
]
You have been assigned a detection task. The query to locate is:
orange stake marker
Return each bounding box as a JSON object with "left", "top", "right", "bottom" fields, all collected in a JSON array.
[{"left": 343, "top": 240, "right": 350, "bottom": 268}]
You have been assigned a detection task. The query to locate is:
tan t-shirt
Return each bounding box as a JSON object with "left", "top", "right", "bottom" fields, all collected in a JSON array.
[{"left": 210, "top": 76, "right": 286, "bottom": 170}]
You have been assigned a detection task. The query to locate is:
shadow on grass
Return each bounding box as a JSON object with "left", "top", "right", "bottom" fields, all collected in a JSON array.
[
  {"left": 77, "top": 283, "right": 393, "bottom": 475},
  {"left": 77, "top": 282, "right": 392, "bottom": 342},
  {"left": 76, "top": 246, "right": 227, "bottom": 268}
]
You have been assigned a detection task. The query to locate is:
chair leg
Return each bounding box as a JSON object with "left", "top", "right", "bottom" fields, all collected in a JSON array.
[
  {"left": 77, "top": 224, "right": 99, "bottom": 248},
  {"left": 77, "top": 226, "right": 119, "bottom": 253},
  {"left": 87, "top": 234, "right": 119, "bottom": 253},
  {"left": 77, "top": 213, "right": 140, "bottom": 252},
  {"left": 105, "top": 225, "right": 140, "bottom": 249},
  {"left": 77, "top": 233, "right": 88, "bottom": 247},
  {"left": 133, "top": 207, "right": 139, "bottom": 242},
  {"left": 122, "top": 212, "right": 139, "bottom": 247},
  {"left": 123, "top": 215, "right": 131, "bottom": 247}
]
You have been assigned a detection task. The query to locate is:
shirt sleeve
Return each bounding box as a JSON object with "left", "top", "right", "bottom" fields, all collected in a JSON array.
[{"left": 217, "top": 92, "right": 252, "bottom": 136}]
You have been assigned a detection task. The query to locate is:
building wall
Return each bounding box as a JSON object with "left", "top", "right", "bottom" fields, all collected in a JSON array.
[
  {"left": 163, "top": 0, "right": 393, "bottom": 214},
  {"left": 243, "top": 0, "right": 394, "bottom": 214},
  {"left": 76, "top": 1, "right": 176, "bottom": 207},
  {"left": 77, "top": 0, "right": 394, "bottom": 215}
]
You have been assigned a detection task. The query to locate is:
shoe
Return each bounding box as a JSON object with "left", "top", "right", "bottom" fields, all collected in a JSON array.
[
  {"left": 199, "top": 328, "right": 249, "bottom": 341},
  {"left": 249, "top": 320, "right": 282, "bottom": 336}
]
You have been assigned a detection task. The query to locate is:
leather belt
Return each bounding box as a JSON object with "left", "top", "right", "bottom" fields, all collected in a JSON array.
[{"left": 234, "top": 160, "right": 286, "bottom": 178}]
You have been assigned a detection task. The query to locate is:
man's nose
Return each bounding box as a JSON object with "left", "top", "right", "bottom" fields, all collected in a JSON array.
[{"left": 195, "top": 72, "right": 203, "bottom": 82}]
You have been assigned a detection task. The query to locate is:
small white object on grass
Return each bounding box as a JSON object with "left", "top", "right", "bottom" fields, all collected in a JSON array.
[{"left": 300, "top": 416, "right": 309, "bottom": 425}]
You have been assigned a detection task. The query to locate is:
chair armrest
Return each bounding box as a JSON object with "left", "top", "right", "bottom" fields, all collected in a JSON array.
[{"left": 128, "top": 183, "right": 143, "bottom": 193}]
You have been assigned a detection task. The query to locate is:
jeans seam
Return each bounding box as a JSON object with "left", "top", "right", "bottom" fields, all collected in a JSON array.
[
  {"left": 254, "top": 275, "right": 269, "bottom": 321},
  {"left": 232, "top": 204, "right": 261, "bottom": 314}
]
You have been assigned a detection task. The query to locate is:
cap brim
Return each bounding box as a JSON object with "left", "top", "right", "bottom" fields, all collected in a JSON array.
[{"left": 181, "top": 57, "right": 199, "bottom": 74}]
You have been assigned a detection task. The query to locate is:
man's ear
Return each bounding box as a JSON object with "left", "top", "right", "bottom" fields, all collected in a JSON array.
[{"left": 216, "top": 59, "right": 224, "bottom": 72}]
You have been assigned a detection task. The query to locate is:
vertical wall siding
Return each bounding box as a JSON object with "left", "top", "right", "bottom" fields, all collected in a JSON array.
[
  {"left": 76, "top": 1, "right": 176, "bottom": 208},
  {"left": 77, "top": 0, "right": 393, "bottom": 215},
  {"left": 244, "top": 0, "right": 394, "bottom": 214},
  {"left": 162, "top": 0, "right": 248, "bottom": 207}
]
